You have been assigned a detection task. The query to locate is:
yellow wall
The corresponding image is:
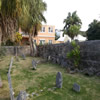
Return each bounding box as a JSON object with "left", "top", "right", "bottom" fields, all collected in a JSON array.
[
  {"left": 33, "top": 25, "right": 55, "bottom": 45},
  {"left": 20, "top": 25, "right": 56, "bottom": 45}
]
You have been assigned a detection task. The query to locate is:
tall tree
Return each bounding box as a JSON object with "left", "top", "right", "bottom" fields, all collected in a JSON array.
[
  {"left": 0, "top": 0, "right": 22, "bottom": 45},
  {"left": 63, "top": 11, "right": 82, "bottom": 39},
  {"left": 86, "top": 19, "right": 100, "bottom": 40},
  {"left": 0, "top": 0, "right": 47, "bottom": 56},
  {"left": 19, "top": 0, "right": 47, "bottom": 56}
]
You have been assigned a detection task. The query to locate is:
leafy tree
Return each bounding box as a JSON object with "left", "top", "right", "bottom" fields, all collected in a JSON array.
[
  {"left": 14, "top": 32, "right": 22, "bottom": 58},
  {"left": 19, "top": 0, "right": 47, "bottom": 56},
  {"left": 63, "top": 11, "right": 82, "bottom": 39},
  {"left": 55, "top": 33, "right": 60, "bottom": 40},
  {"left": 0, "top": 0, "right": 22, "bottom": 45},
  {"left": 79, "top": 31, "right": 86, "bottom": 37},
  {"left": 67, "top": 40, "right": 80, "bottom": 68},
  {"left": 0, "top": 0, "right": 47, "bottom": 56},
  {"left": 15, "top": 32, "right": 22, "bottom": 45},
  {"left": 86, "top": 19, "right": 100, "bottom": 40}
]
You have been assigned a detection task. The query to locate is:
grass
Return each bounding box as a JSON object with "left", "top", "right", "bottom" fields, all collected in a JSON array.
[{"left": 0, "top": 56, "right": 100, "bottom": 100}]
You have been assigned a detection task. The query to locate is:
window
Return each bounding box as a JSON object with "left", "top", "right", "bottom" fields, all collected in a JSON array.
[
  {"left": 49, "top": 40, "right": 52, "bottom": 44},
  {"left": 41, "top": 27, "right": 45, "bottom": 32},
  {"left": 34, "top": 40, "right": 36, "bottom": 44},
  {"left": 48, "top": 27, "right": 53, "bottom": 33},
  {"left": 39, "top": 40, "right": 45, "bottom": 45}
]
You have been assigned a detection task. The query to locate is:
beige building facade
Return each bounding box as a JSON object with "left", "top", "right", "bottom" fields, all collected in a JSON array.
[
  {"left": 20, "top": 25, "right": 55, "bottom": 45},
  {"left": 34, "top": 25, "right": 55, "bottom": 45}
]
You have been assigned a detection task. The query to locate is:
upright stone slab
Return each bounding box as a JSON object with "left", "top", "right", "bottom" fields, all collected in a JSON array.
[
  {"left": 32, "top": 60, "right": 37, "bottom": 70},
  {"left": 22, "top": 54, "right": 26, "bottom": 60},
  {"left": 17, "top": 91, "right": 27, "bottom": 100},
  {"left": 56, "top": 72, "right": 63, "bottom": 88},
  {"left": 8, "top": 73, "right": 14, "bottom": 100},
  {"left": 73, "top": 83, "right": 80, "bottom": 92},
  {"left": 48, "top": 56, "right": 51, "bottom": 61},
  {"left": 8, "top": 58, "right": 14, "bottom": 100},
  {"left": 0, "top": 76, "right": 3, "bottom": 88}
]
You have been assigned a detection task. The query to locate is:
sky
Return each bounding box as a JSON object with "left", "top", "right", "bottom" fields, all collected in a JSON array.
[{"left": 43, "top": 0, "right": 100, "bottom": 31}]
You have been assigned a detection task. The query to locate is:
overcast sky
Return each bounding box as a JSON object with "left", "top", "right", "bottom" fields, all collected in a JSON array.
[{"left": 43, "top": 0, "right": 100, "bottom": 31}]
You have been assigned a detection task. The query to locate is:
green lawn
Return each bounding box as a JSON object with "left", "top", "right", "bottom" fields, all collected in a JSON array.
[{"left": 0, "top": 56, "right": 100, "bottom": 100}]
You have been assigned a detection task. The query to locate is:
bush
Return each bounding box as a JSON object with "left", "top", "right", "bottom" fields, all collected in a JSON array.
[
  {"left": 67, "top": 41, "right": 80, "bottom": 68},
  {"left": 1, "top": 39, "right": 15, "bottom": 46},
  {"left": 6, "top": 39, "right": 15, "bottom": 46},
  {"left": 87, "top": 20, "right": 100, "bottom": 40}
]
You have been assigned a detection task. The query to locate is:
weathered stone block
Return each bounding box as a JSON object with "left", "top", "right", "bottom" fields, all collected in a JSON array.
[
  {"left": 56, "top": 72, "right": 63, "bottom": 88},
  {"left": 73, "top": 83, "right": 80, "bottom": 92}
]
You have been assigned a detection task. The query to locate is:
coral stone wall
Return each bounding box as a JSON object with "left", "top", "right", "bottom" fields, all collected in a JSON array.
[
  {"left": 2, "top": 46, "right": 30, "bottom": 56},
  {"left": 37, "top": 40, "right": 100, "bottom": 74}
]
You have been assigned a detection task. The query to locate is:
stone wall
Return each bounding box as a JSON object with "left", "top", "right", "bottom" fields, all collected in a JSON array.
[
  {"left": 1, "top": 46, "right": 30, "bottom": 56},
  {"left": 37, "top": 40, "right": 100, "bottom": 76}
]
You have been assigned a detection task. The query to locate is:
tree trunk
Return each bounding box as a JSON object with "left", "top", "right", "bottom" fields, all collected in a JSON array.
[
  {"left": 29, "top": 33, "right": 34, "bottom": 56},
  {"left": 0, "top": 15, "right": 2, "bottom": 46},
  {"left": 0, "top": 14, "right": 17, "bottom": 43},
  {"left": 33, "top": 39, "right": 37, "bottom": 56},
  {"left": 0, "top": 28, "right": 2, "bottom": 46}
]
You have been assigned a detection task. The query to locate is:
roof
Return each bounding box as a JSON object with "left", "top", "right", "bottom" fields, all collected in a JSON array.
[
  {"left": 57, "top": 33, "right": 87, "bottom": 42},
  {"left": 74, "top": 35, "right": 87, "bottom": 41}
]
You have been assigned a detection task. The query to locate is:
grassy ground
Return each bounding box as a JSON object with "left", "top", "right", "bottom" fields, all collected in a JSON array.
[{"left": 0, "top": 56, "right": 100, "bottom": 100}]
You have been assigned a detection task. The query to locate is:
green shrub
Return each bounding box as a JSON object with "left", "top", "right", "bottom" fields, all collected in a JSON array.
[
  {"left": 67, "top": 41, "right": 80, "bottom": 68},
  {"left": 1, "top": 39, "right": 15, "bottom": 46},
  {"left": 6, "top": 39, "right": 15, "bottom": 46}
]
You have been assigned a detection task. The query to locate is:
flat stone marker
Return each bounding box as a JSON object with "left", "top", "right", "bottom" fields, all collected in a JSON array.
[
  {"left": 56, "top": 72, "right": 63, "bottom": 88},
  {"left": 17, "top": 91, "right": 27, "bottom": 100},
  {"left": 73, "top": 83, "right": 80, "bottom": 92},
  {"left": 32, "top": 60, "right": 37, "bottom": 70}
]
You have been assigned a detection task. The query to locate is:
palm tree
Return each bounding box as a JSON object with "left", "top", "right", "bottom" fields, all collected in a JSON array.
[
  {"left": 63, "top": 11, "right": 82, "bottom": 39},
  {"left": 0, "top": 0, "right": 47, "bottom": 57},
  {"left": 0, "top": 0, "right": 23, "bottom": 45},
  {"left": 19, "top": 0, "right": 47, "bottom": 56}
]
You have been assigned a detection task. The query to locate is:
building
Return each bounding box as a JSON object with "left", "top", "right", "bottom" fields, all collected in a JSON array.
[
  {"left": 57, "top": 32, "right": 87, "bottom": 43},
  {"left": 20, "top": 25, "right": 55, "bottom": 45},
  {"left": 34, "top": 25, "right": 55, "bottom": 45}
]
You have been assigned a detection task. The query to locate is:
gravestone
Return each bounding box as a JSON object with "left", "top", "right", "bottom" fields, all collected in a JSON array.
[
  {"left": 17, "top": 91, "right": 27, "bottom": 100},
  {"left": 66, "top": 67, "right": 71, "bottom": 73},
  {"left": 8, "top": 73, "right": 14, "bottom": 100},
  {"left": 22, "top": 54, "right": 26, "bottom": 60},
  {"left": 56, "top": 72, "right": 63, "bottom": 88},
  {"left": 32, "top": 60, "right": 37, "bottom": 70},
  {"left": 73, "top": 83, "right": 80, "bottom": 92},
  {"left": 8, "top": 57, "right": 14, "bottom": 100},
  {"left": 48, "top": 56, "right": 51, "bottom": 61},
  {"left": 0, "top": 76, "right": 3, "bottom": 88}
]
